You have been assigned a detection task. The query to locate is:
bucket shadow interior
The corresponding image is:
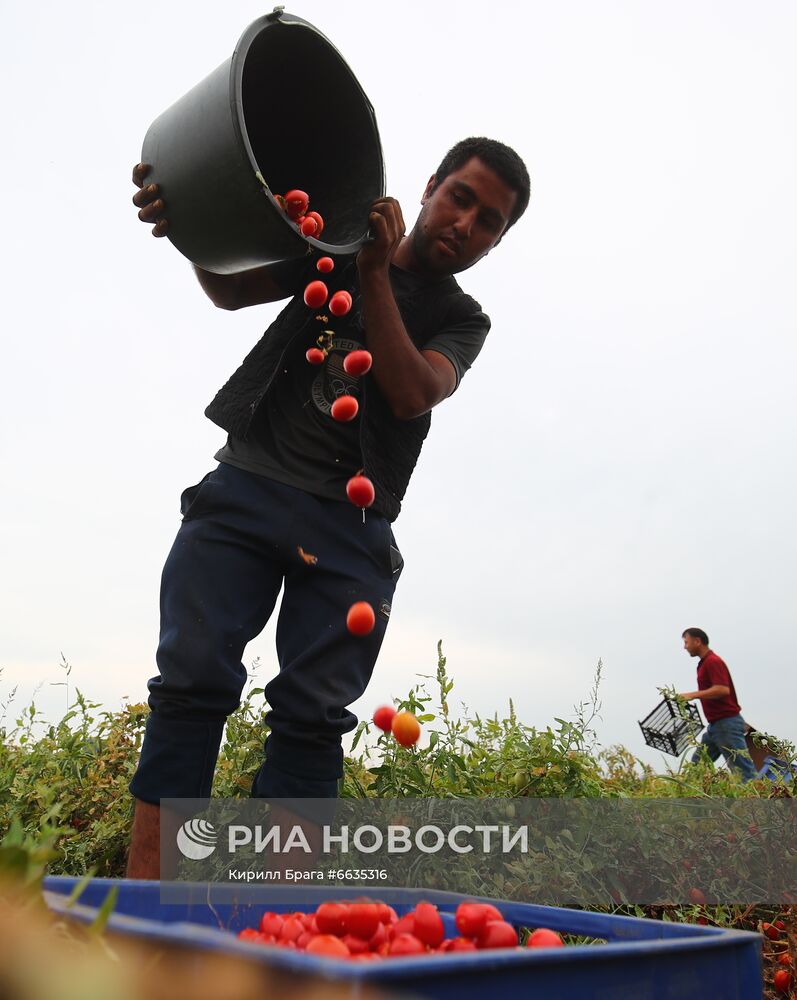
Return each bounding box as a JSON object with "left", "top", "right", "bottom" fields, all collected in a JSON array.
[{"left": 241, "top": 24, "right": 383, "bottom": 247}]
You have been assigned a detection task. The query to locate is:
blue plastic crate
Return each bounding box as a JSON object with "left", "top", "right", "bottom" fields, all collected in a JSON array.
[{"left": 42, "top": 877, "right": 762, "bottom": 999}]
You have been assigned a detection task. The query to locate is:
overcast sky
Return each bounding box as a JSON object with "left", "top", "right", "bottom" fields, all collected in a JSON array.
[{"left": 2, "top": 0, "right": 795, "bottom": 772}]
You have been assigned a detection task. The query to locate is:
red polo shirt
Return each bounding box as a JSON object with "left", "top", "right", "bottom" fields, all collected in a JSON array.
[{"left": 697, "top": 651, "right": 741, "bottom": 722}]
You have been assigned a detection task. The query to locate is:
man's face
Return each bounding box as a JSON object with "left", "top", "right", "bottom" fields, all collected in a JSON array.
[
  {"left": 683, "top": 634, "right": 703, "bottom": 657},
  {"left": 410, "top": 157, "right": 518, "bottom": 275}
]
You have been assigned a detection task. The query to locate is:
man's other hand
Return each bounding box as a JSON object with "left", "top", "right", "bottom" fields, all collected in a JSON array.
[
  {"left": 357, "top": 197, "right": 405, "bottom": 275},
  {"left": 132, "top": 162, "right": 169, "bottom": 237}
]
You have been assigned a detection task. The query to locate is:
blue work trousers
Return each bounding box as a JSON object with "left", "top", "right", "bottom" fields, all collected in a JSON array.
[
  {"left": 129, "top": 463, "right": 402, "bottom": 802},
  {"left": 691, "top": 714, "right": 758, "bottom": 781}
]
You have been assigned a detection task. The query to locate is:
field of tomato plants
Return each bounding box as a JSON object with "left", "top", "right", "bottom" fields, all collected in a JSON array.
[{"left": 0, "top": 645, "right": 794, "bottom": 997}]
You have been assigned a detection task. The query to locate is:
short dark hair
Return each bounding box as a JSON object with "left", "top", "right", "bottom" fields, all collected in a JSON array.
[
  {"left": 431, "top": 137, "right": 530, "bottom": 233},
  {"left": 683, "top": 627, "right": 710, "bottom": 646}
]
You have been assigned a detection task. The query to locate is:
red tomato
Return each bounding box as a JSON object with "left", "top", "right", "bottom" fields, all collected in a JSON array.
[
  {"left": 455, "top": 902, "right": 489, "bottom": 938},
  {"left": 372, "top": 705, "right": 396, "bottom": 732},
  {"left": 305, "top": 934, "right": 351, "bottom": 958},
  {"left": 315, "top": 902, "right": 348, "bottom": 936},
  {"left": 343, "top": 349, "right": 372, "bottom": 376},
  {"left": 413, "top": 902, "right": 445, "bottom": 948},
  {"left": 763, "top": 922, "right": 781, "bottom": 940},
  {"left": 259, "top": 912, "right": 284, "bottom": 937},
  {"left": 342, "top": 933, "right": 370, "bottom": 954},
  {"left": 775, "top": 919, "right": 786, "bottom": 931},
  {"left": 688, "top": 887, "right": 706, "bottom": 905},
  {"left": 346, "top": 474, "right": 375, "bottom": 508},
  {"left": 778, "top": 952, "right": 793, "bottom": 966},
  {"left": 284, "top": 189, "right": 309, "bottom": 219},
  {"left": 317, "top": 256, "right": 335, "bottom": 273},
  {"left": 330, "top": 395, "right": 359, "bottom": 422},
  {"left": 329, "top": 290, "right": 353, "bottom": 317},
  {"left": 389, "top": 933, "right": 426, "bottom": 956},
  {"left": 347, "top": 601, "right": 375, "bottom": 636},
  {"left": 526, "top": 927, "right": 564, "bottom": 948},
  {"left": 382, "top": 904, "right": 399, "bottom": 925},
  {"left": 368, "top": 921, "right": 388, "bottom": 951},
  {"left": 347, "top": 903, "right": 381, "bottom": 940},
  {"left": 391, "top": 711, "right": 421, "bottom": 747},
  {"left": 391, "top": 913, "right": 416, "bottom": 938},
  {"left": 300, "top": 216, "right": 318, "bottom": 237},
  {"left": 479, "top": 920, "right": 518, "bottom": 949},
  {"left": 303, "top": 280, "right": 328, "bottom": 309},
  {"left": 296, "top": 930, "right": 313, "bottom": 949},
  {"left": 280, "top": 916, "right": 305, "bottom": 943},
  {"left": 774, "top": 969, "right": 792, "bottom": 994},
  {"left": 445, "top": 936, "right": 478, "bottom": 952},
  {"left": 305, "top": 210, "right": 324, "bottom": 236},
  {"left": 238, "top": 927, "right": 266, "bottom": 943},
  {"left": 306, "top": 347, "right": 326, "bottom": 365}
]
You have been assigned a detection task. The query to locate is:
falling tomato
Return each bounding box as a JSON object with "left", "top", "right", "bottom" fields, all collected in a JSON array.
[
  {"left": 303, "top": 281, "right": 328, "bottom": 309},
  {"left": 346, "top": 474, "right": 375, "bottom": 508},
  {"left": 331, "top": 395, "right": 359, "bottom": 421},
  {"left": 391, "top": 711, "right": 421, "bottom": 747},
  {"left": 317, "top": 257, "right": 335, "bottom": 273},
  {"left": 347, "top": 601, "right": 375, "bottom": 636},
  {"left": 372, "top": 705, "right": 396, "bottom": 732},
  {"left": 329, "top": 290, "right": 353, "bottom": 316},
  {"left": 343, "top": 350, "right": 372, "bottom": 376}
]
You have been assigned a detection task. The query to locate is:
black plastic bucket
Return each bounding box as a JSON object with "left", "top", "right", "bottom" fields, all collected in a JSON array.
[{"left": 140, "top": 9, "right": 384, "bottom": 274}]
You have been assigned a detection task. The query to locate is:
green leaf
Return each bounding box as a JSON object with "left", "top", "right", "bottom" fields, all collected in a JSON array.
[{"left": 90, "top": 885, "right": 118, "bottom": 934}]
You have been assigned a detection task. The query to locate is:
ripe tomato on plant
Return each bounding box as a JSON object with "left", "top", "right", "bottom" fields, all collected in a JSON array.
[
  {"left": 773, "top": 968, "right": 792, "bottom": 994},
  {"left": 391, "top": 711, "right": 421, "bottom": 747},
  {"left": 688, "top": 887, "right": 706, "bottom": 905}
]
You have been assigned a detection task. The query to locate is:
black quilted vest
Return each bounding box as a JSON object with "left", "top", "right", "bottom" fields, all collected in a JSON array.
[{"left": 204, "top": 259, "right": 484, "bottom": 522}]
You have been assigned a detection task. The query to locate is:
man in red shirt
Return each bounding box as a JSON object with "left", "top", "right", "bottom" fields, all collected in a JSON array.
[{"left": 679, "top": 627, "right": 757, "bottom": 781}]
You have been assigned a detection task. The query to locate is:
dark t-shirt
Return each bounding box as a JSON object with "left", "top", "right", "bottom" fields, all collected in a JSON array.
[
  {"left": 697, "top": 651, "right": 742, "bottom": 723},
  {"left": 215, "top": 259, "right": 489, "bottom": 509}
]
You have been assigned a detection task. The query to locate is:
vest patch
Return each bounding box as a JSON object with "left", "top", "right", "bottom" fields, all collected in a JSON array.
[{"left": 379, "top": 600, "right": 391, "bottom": 620}]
